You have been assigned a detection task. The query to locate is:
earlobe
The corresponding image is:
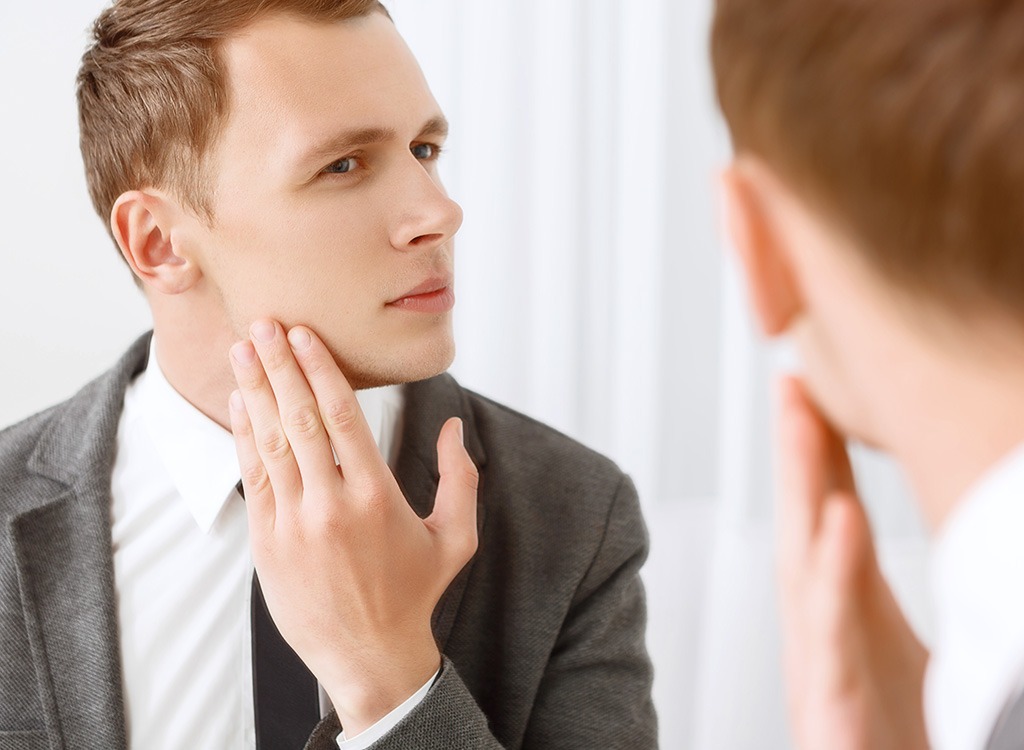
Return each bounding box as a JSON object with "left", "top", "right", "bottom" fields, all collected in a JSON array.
[
  {"left": 720, "top": 162, "right": 802, "bottom": 337},
  {"left": 110, "top": 190, "right": 200, "bottom": 295}
]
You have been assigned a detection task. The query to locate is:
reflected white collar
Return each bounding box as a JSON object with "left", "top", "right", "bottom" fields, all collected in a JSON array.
[{"left": 136, "top": 337, "right": 405, "bottom": 534}]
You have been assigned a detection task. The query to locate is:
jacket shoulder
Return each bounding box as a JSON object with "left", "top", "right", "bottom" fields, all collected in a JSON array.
[
  {"left": 0, "top": 333, "right": 150, "bottom": 513},
  {"left": 461, "top": 388, "right": 641, "bottom": 556},
  {"left": 465, "top": 388, "right": 626, "bottom": 485}
]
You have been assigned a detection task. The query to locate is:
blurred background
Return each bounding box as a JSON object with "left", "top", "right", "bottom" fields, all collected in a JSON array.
[{"left": 0, "top": 1, "right": 932, "bottom": 747}]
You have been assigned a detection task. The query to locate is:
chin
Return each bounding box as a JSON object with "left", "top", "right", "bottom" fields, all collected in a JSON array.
[
  {"left": 335, "top": 335, "right": 455, "bottom": 391},
  {"left": 802, "top": 373, "right": 879, "bottom": 448}
]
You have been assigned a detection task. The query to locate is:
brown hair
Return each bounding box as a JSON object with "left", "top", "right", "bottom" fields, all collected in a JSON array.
[
  {"left": 77, "top": 0, "right": 389, "bottom": 232},
  {"left": 711, "top": 0, "right": 1024, "bottom": 317}
]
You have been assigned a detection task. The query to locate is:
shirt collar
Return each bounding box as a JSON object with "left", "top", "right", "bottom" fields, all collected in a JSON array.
[
  {"left": 356, "top": 381, "right": 406, "bottom": 469},
  {"left": 926, "top": 442, "right": 1024, "bottom": 748},
  {"left": 137, "top": 337, "right": 405, "bottom": 535}
]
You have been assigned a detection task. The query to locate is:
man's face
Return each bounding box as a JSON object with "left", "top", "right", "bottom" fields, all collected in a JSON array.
[{"left": 191, "top": 12, "right": 463, "bottom": 389}]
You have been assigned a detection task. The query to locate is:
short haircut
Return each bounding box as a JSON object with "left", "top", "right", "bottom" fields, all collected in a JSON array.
[
  {"left": 77, "top": 0, "right": 389, "bottom": 234},
  {"left": 711, "top": 0, "right": 1024, "bottom": 318}
]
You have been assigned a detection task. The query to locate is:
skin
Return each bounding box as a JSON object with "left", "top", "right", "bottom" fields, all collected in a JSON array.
[
  {"left": 721, "top": 155, "right": 1024, "bottom": 749},
  {"left": 774, "top": 377, "right": 929, "bottom": 750},
  {"left": 108, "top": 11, "right": 479, "bottom": 737}
]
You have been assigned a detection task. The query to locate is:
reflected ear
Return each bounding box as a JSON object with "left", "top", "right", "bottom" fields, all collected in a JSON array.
[
  {"left": 720, "top": 161, "right": 802, "bottom": 337},
  {"left": 110, "top": 190, "right": 201, "bottom": 295}
]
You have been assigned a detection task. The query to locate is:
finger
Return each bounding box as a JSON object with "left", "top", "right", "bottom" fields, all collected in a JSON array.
[
  {"left": 776, "top": 376, "right": 831, "bottom": 558},
  {"left": 286, "top": 326, "right": 388, "bottom": 487},
  {"left": 230, "top": 339, "right": 302, "bottom": 500},
  {"left": 783, "top": 378, "right": 858, "bottom": 510},
  {"left": 229, "top": 389, "right": 275, "bottom": 534},
  {"left": 817, "top": 492, "right": 874, "bottom": 596},
  {"left": 425, "top": 418, "right": 479, "bottom": 568},
  {"left": 249, "top": 320, "right": 340, "bottom": 491}
]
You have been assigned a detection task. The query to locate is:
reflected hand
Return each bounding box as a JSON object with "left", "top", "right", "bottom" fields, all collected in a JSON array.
[
  {"left": 228, "top": 320, "right": 479, "bottom": 737},
  {"left": 776, "top": 377, "right": 928, "bottom": 750}
]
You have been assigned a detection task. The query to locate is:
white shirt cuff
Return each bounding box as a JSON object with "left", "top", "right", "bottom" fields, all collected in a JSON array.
[{"left": 335, "top": 670, "right": 439, "bottom": 750}]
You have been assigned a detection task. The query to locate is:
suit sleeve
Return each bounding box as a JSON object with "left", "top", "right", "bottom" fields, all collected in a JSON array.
[
  {"left": 304, "top": 474, "right": 657, "bottom": 750},
  {"left": 303, "top": 660, "right": 502, "bottom": 750}
]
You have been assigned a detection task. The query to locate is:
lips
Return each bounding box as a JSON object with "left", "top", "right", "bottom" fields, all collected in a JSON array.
[
  {"left": 388, "top": 275, "right": 456, "bottom": 313},
  {"left": 392, "top": 276, "right": 453, "bottom": 300}
]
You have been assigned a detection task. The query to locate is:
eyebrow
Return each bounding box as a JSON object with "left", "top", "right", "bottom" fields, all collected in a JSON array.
[{"left": 297, "top": 115, "right": 450, "bottom": 171}]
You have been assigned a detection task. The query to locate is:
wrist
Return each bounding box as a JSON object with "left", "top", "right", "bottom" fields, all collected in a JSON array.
[{"left": 324, "top": 639, "right": 440, "bottom": 737}]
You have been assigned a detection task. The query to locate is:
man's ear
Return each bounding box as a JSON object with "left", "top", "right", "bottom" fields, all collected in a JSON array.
[
  {"left": 720, "top": 160, "right": 802, "bottom": 337},
  {"left": 110, "top": 190, "right": 202, "bottom": 295}
]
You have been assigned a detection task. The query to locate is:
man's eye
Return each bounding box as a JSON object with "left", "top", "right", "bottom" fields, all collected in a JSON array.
[
  {"left": 412, "top": 143, "right": 442, "bottom": 161},
  {"left": 324, "top": 157, "right": 357, "bottom": 175}
]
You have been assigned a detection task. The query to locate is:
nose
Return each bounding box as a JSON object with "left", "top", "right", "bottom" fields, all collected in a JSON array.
[{"left": 389, "top": 159, "right": 464, "bottom": 252}]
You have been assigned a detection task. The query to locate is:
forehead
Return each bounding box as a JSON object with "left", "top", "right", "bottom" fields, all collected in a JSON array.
[{"left": 219, "top": 12, "right": 438, "bottom": 147}]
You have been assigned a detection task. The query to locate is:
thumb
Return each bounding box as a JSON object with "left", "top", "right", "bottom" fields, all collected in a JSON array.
[{"left": 427, "top": 417, "right": 480, "bottom": 566}]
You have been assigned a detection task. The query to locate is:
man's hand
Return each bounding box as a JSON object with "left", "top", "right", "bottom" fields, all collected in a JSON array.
[
  {"left": 228, "top": 319, "right": 479, "bottom": 737},
  {"left": 776, "top": 377, "right": 928, "bottom": 750}
]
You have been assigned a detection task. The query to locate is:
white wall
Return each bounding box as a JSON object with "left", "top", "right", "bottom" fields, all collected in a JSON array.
[{"left": 0, "top": 1, "right": 152, "bottom": 427}]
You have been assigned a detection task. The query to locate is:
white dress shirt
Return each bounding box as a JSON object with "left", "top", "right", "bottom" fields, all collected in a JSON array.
[
  {"left": 110, "top": 339, "right": 427, "bottom": 750},
  {"left": 926, "top": 443, "right": 1024, "bottom": 750}
]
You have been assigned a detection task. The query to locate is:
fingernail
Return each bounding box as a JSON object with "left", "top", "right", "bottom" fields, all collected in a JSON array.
[
  {"left": 288, "top": 327, "right": 311, "bottom": 350},
  {"left": 251, "top": 320, "right": 276, "bottom": 343},
  {"left": 232, "top": 341, "right": 256, "bottom": 366},
  {"left": 229, "top": 390, "right": 244, "bottom": 413},
  {"left": 456, "top": 418, "right": 464, "bottom": 445}
]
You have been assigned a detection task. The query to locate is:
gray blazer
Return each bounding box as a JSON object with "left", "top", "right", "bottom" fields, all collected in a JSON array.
[{"left": 0, "top": 335, "right": 657, "bottom": 750}]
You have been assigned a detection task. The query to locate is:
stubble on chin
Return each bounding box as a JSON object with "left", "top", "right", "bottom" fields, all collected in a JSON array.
[{"left": 326, "top": 335, "right": 456, "bottom": 391}]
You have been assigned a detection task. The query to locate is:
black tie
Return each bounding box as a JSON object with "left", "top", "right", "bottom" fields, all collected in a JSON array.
[{"left": 239, "top": 482, "right": 322, "bottom": 749}]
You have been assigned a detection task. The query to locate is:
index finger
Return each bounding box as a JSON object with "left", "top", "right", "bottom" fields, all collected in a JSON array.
[
  {"left": 775, "top": 376, "right": 839, "bottom": 558},
  {"left": 285, "top": 326, "right": 388, "bottom": 486}
]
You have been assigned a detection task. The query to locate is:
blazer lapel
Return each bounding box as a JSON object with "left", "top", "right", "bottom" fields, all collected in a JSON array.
[
  {"left": 395, "top": 374, "right": 488, "bottom": 651},
  {"left": 11, "top": 489, "right": 127, "bottom": 750},
  {"left": 11, "top": 333, "right": 151, "bottom": 750}
]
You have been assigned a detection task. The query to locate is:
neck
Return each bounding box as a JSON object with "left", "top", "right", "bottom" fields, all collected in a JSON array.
[
  {"left": 149, "top": 297, "right": 241, "bottom": 432},
  {"left": 874, "top": 319, "right": 1024, "bottom": 532}
]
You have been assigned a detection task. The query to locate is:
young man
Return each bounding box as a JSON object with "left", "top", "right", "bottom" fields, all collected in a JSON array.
[
  {"left": 0, "top": 2, "right": 656, "bottom": 749},
  {"left": 711, "top": 1, "right": 1024, "bottom": 748}
]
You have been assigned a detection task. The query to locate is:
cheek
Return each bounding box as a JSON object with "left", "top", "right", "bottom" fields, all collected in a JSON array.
[
  {"left": 212, "top": 205, "right": 376, "bottom": 288},
  {"left": 227, "top": 248, "right": 373, "bottom": 320},
  {"left": 202, "top": 185, "right": 393, "bottom": 325}
]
